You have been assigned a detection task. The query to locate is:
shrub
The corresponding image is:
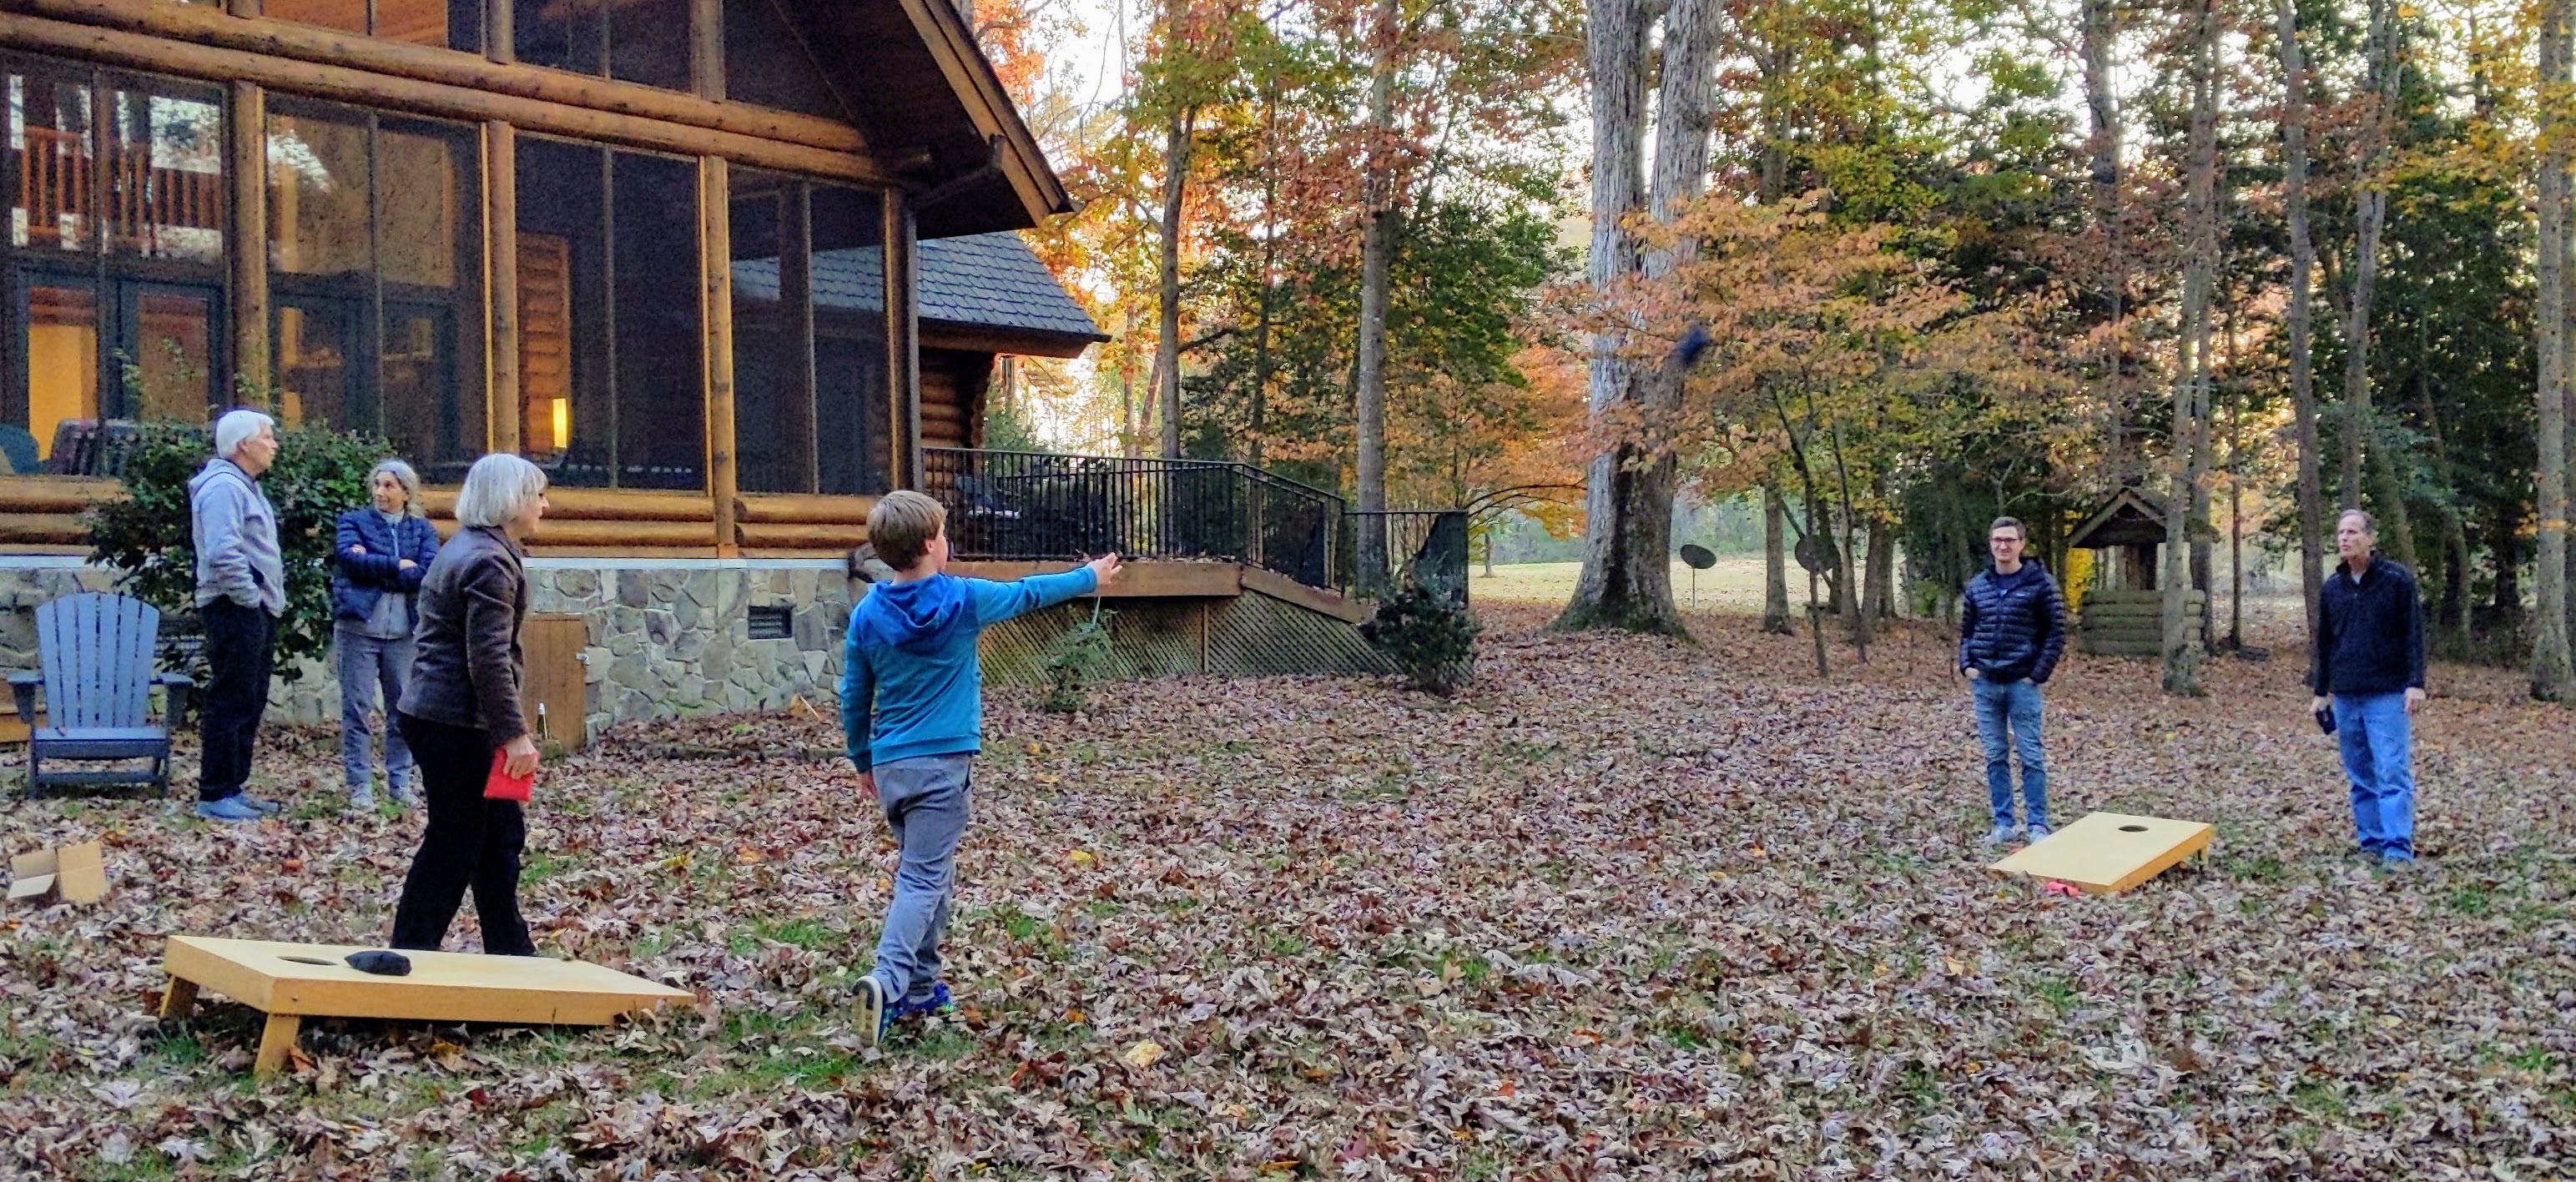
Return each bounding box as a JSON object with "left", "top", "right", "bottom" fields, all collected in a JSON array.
[
  {"left": 85, "top": 418, "right": 393, "bottom": 682},
  {"left": 1362, "top": 576, "right": 1479, "bottom": 695},
  {"left": 1041, "top": 599, "right": 1117, "bottom": 713}
]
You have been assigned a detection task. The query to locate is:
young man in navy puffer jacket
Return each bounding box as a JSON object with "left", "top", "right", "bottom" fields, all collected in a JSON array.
[{"left": 1958, "top": 516, "right": 2067, "bottom": 847}]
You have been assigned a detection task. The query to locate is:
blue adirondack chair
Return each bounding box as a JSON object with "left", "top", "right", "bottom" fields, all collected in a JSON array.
[{"left": 9, "top": 593, "right": 194, "bottom": 794}]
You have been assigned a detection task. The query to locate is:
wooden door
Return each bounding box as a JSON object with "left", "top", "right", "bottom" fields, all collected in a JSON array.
[{"left": 519, "top": 613, "right": 589, "bottom": 752}]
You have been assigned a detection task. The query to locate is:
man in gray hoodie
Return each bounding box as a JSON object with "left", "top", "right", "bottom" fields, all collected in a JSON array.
[{"left": 190, "top": 410, "right": 287, "bottom": 822}]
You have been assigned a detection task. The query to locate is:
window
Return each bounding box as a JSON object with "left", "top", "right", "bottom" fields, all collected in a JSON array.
[
  {"left": 265, "top": 99, "right": 481, "bottom": 478},
  {"left": 729, "top": 170, "right": 889, "bottom": 495},
  {"left": 5, "top": 62, "right": 226, "bottom": 468},
  {"left": 518, "top": 0, "right": 693, "bottom": 91},
  {"left": 515, "top": 136, "right": 704, "bottom": 490},
  {"left": 265, "top": 0, "right": 480, "bottom": 52},
  {"left": 723, "top": 0, "right": 851, "bottom": 120}
]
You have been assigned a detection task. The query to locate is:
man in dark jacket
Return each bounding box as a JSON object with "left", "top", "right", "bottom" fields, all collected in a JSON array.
[
  {"left": 1958, "top": 516, "right": 2067, "bottom": 846},
  {"left": 2311, "top": 509, "right": 2426, "bottom": 868}
]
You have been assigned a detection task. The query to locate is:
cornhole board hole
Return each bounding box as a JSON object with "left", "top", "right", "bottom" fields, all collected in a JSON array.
[
  {"left": 9, "top": 842, "right": 106, "bottom": 905},
  {"left": 1988, "top": 812, "right": 2214, "bottom": 895},
  {"left": 159, "top": 935, "right": 694, "bottom": 1077}
]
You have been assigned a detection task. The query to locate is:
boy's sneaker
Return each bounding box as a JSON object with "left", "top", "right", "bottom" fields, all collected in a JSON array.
[
  {"left": 239, "top": 794, "right": 283, "bottom": 816},
  {"left": 388, "top": 777, "right": 420, "bottom": 807},
  {"left": 349, "top": 784, "right": 377, "bottom": 812},
  {"left": 853, "top": 977, "right": 889, "bottom": 1046},
  {"left": 2025, "top": 822, "right": 2053, "bottom": 842},
  {"left": 2379, "top": 850, "right": 2418, "bottom": 872},
  {"left": 897, "top": 983, "right": 955, "bottom": 1022},
  {"left": 1984, "top": 823, "right": 2021, "bottom": 848},
  {"left": 194, "top": 795, "right": 264, "bottom": 822}
]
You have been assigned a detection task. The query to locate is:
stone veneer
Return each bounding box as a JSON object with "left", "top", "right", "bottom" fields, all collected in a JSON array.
[{"left": 0, "top": 557, "right": 857, "bottom": 736}]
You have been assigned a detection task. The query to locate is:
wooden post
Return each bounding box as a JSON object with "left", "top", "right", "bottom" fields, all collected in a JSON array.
[
  {"left": 702, "top": 156, "right": 738, "bottom": 552},
  {"left": 690, "top": 0, "right": 723, "bottom": 100},
  {"left": 228, "top": 0, "right": 256, "bottom": 16},
  {"left": 487, "top": 0, "right": 512, "bottom": 63},
  {"left": 486, "top": 120, "right": 521, "bottom": 454},
  {"left": 226, "top": 81, "right": 269, "bottom": 400},
  {"left": 885, "top": 189, "right": 920, "bottom": 490},
  {"left": 781, "top": 184, "right": 818, "bottom": 490}
]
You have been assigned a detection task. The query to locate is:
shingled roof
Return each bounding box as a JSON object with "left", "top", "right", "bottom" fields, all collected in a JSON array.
[{"left": 732, "top": 231, "right": 1106, "bottom": 358}]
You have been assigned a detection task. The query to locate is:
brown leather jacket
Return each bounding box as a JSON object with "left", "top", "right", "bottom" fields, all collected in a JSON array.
[{"left": 396, "top": 525, "right": 529, "bottom": 742}]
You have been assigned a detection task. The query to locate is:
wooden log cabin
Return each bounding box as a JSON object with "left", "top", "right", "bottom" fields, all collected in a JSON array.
[{"left": 0, "top": 0, "right": 1386, "bottom": 739}]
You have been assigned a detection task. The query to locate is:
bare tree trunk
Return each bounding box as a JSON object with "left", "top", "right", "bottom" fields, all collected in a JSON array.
[
  {"left": 1353, "top": 0, "right": 1399, "bottom": 591},
  {"left": 2164, "top": 0, "right": 2219, "bottom": 697},
  {"left": 2535, "top": 0, "right": 2573, "bottom": 699},
  {"left": 2277, "top": 0, "right": 2326, "bottom": 642},
  {"left": 1157, "top": 107, "right": 1195, "bottom": 460},
  {"left": 1864, "top": 515, "right": 1896, "bottom": 621},
  {"left": 2411, "top": 361, "right": 2474, "bottom": 649},
  {"left": 2226, "top": 308, "right": 2245, "bottom": 653},
  {"left": 1762, "top": 485, "right": 1793, "bottom": 632},
  {"left": 2083, "top": 0, "right": 2127, "bottom": 488},
  {"left": 1560, "top": 0, "right": 1719, "bottom": 634},
  {"left": 2338, "top": 0, "right": 2401, "bottom": 516}
]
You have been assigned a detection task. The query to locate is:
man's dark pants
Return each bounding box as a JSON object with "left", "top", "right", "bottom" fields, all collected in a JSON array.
[{"left": 198, "top": 598, "right": 276, "bottom": 802}]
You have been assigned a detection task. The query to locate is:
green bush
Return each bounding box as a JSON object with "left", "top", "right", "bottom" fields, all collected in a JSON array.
[
  {"left": 1041, "top": 600, "right": 1116, "bottom": 713},
  {"left": 1362, "top": 577, "right": 1479, "bottom": 695},
  {"left": 85, "top": 418, "right": 394, "bottom": 683}
]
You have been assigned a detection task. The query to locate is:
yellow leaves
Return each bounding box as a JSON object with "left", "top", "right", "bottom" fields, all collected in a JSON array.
[
  {"left": 1943, "top": 954, "right": 1968, "bottom": 976},
  {"left": 1067, "top": 849, "right": 1096, "bottom": 868},
  {"left": 1119, "top": 1040, "right": 1165, "bottom": 1069},
  {"left": 733, "top": 847, "right": 765, "bottom": 865},
  {"left": 1033, "top": 773, "right": 1061, "bottom": 787},
  {"left": 660, "top": 853, "right": 691, "bottom": 872}
]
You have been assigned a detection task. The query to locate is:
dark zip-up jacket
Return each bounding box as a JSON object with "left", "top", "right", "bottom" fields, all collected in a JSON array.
[
  {"left": 330, "top": 508, "right": 441, "bottom": 626},
  {"left": 1958, "top": 563, "right": 2067, "bottom": 685},
  {"left": 2311, "top": 557, "right": 2425, "bottom": 696},
  {"left": 397, "top": 526, "right": 529, "bottom": 742}
]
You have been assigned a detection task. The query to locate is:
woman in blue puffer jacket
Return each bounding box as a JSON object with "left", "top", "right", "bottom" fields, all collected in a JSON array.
[{"left": 331, "top": 458, "right": 441, "bottom": 812}]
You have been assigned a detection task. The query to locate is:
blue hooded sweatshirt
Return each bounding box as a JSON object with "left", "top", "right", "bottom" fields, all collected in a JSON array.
[{"left": 839, "top": 567, "right": 1101, "bottom": 770}]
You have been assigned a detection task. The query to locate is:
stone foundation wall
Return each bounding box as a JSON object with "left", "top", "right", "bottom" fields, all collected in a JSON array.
[{"left": 0, "top": 558, "right": 859, "bottom": 735}]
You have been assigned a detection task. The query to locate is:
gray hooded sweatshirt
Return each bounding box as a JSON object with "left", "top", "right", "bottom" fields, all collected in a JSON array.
[{"left": 190, "top": 456, "right": 286, "bottom": 616}]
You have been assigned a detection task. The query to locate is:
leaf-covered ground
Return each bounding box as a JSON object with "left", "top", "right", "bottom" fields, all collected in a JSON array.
[{"left": 4, "top": 605, "right": 2572, "bottom": 1179}]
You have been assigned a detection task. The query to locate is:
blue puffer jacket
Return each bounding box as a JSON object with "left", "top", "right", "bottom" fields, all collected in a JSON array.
[
  {"left": 1958, "top": 564, "right": 2067, "bottom": 685},
  {"left": 330, "top": 508, "right": 441, "bottom": 627}
]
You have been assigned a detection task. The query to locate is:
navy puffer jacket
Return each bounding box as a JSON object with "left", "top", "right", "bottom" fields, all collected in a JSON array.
[
  {"left": 330, "top": 508, "right": 441, "bottom": 626},
  {"left": 1958, "top": 564, "right": 2067, "bottom": 685}
]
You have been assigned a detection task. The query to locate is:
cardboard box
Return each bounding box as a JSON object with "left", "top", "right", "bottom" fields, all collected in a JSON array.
[{"left": 9, "top": 841, "right": 106, "bottom": 905}]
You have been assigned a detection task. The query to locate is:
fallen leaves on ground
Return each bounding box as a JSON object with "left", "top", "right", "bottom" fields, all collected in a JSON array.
[{"left": 2, "top": 606, "right": 2572, "bottom": 1179}]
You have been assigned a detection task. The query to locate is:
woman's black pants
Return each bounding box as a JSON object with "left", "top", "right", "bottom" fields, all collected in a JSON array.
[{"left": 389, "top": 712, "right": 536, "bottom": 956}]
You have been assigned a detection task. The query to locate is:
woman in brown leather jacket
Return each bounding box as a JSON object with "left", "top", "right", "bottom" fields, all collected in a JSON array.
[{"left": 389, "top": 453, "right": 549, "bottom": 955}]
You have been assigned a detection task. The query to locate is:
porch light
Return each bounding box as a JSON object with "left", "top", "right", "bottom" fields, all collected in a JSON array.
[{"left": 551, "top": 397, "right": 570, "bottom": 451}]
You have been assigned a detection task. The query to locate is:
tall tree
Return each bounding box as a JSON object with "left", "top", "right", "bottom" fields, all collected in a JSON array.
[
  {"left": 2276, "top": 0, "right": 2326, "bottom": 639},
  {"left": 2163, "top": 0, "right": 2219, "bottom": 697},
  {"left": 2537, "top": 0, "right": 2574, "bottom": 701},
  {"left": 2083, "top": 0, "right": 2126, "bottom": 488},
  {"left": 1353, "top": 0, "right": 1401, "bottom": 586},
  {"left": 2337, "top": 0, "right": 2401, "bottom": 523},
  {"left": 1558, "top": 0, "right": 1725, "bottom": 633}
]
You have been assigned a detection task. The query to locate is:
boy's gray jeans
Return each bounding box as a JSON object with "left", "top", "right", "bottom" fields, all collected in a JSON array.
[{"left": 869, "top": 754, "right": 972, "bottom": 1005}]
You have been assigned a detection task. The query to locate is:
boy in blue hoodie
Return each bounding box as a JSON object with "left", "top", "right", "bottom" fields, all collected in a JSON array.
[{"left": 841, "top": 490, "right": 1120, "bottom": 1044}]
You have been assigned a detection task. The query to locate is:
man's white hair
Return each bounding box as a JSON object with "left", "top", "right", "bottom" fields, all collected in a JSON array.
[
  {"left": 214, "top": 409, "right": 275, "bottom": 460},
  {"left": 454, "top": 453, "right": 547, "bottom": 530}
]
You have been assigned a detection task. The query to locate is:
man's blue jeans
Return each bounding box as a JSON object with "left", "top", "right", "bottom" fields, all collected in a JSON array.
[
  {"left": 335, "top": 626, "right": 416, "bottom": 790},
  {"left": 870, "top": 754, "right": 971, "bottom": 1006},
  {"left": 2333, "top": 692, "right": 2416, "bottom": 858},
  {"left": 1971, "top": 677, "right": 2048, "bottom": 829}
]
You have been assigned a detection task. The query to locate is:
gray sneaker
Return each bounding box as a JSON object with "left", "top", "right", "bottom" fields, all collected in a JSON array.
[
  {"left": 1984, "top": 823, "right": 2022, "bottom": 848},
  {"left": 350, "top": 784, "right": 377, "bottom": 812},
  {"left": 2025, "top": 822, "right": 2054, "bottom": 842},
  {"left": 388, "top": 777, "right": 420, "bottom": 807},
  {"left": 194, "top": 795, "right": 264, "bottom": 822}
]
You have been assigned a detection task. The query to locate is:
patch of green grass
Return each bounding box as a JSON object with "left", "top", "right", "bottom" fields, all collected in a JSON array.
[
  {"left": 1901, "top": 1061, "right": 1943, "bottom": 1111},
  {"left": 521, "top": 850, "right": 577, "bottom": 884},
  {"left": 146, "top": 1029, "right": 207, "bottom": 1066},
  {"left": 754, "top": 916, "right": 843, "bottom": 950},
  {"left": 2509, "top": 1047, "right": 2557, "bottom": 1073},
  {"left": 290, "top": 796, "right": 340, "bottom": 822},
  {"left": 2445, "top": 885, "right": 2492, "bottom": 917},
  {"left": 2221, "top": 852, "right": 2287, "bottom": 883},
  {"left": 1460, "top": 1149, "right": 1510, "bottom": 1180},
  {"left": 1267, "top": 931, "right": 1312, "bottom": 958},
  {"left": 2290, "top": 1080, "right": 2347, "bottom": 1120},
  {"left": 1342, "top": 769, "right": 1411, "bottom": 802},
  {"left": 2034, "top": 976, "right": 2080, "bottom": 1018}
]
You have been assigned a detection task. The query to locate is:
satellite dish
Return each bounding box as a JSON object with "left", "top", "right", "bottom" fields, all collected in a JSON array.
[{"left": 1679, "top": 544, "right": 1717, "bottom": 571}]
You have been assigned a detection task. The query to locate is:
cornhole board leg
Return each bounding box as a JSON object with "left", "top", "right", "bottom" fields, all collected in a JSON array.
[
  {"left": 253, "top": 1013, "right": 302, "bottom": 1078},
  {"left": 159, "top": 977, "right": 199, "bottom": 1019}
]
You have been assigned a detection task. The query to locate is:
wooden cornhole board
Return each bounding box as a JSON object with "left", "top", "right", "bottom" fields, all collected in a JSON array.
[
  {"left": 1988, "top": 812, "right": 2214, "bottom": 894},
  {"left": 159, "top": 935, "right": 694, "bottom": 1076}
]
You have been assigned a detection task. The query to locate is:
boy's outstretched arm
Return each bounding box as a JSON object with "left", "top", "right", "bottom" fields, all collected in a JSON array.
[
  {"left": 839, "top": 612, "right": 876, "bottom": 788},
  {"left": 967, "top": 553, "right": 1122, "bottom": 626}
]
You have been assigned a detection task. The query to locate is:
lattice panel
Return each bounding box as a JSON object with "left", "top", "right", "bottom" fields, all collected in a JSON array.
[
  {"left": 1208, "top": 592, "right": 1394, "bottom": 677},
  {"left": 975, "top": 586, "right": 1392, "bottom": 685}
]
